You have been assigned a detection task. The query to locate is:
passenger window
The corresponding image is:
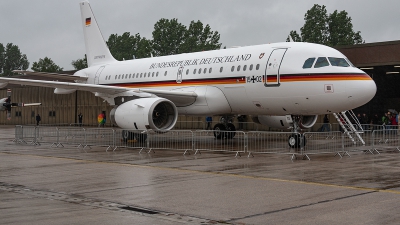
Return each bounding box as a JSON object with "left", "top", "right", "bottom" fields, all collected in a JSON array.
[
  {"left": 302, "top": 58, "right": 315, "bottom": 69},
  {"left": 243, "top": 65, "right": 247, "bottom": 71},
  {"left": 152, "top": 72, "right": 155, "bottom": 77},
  {"left": 198, "top": 68, "right": 201, "bottom": 74},
  {"left": 237, "top": 65, "right": 241, "bottom": 71},
  {"left": 209, "top": 68, "right": 212, "bottom": 73},
  {"left": 314, "top": 57, "right": 330, "bottom": 68},
  {"left": 186, "top": 69, "right": 189, "bottom": 75},
  {"left": 118, "top": 75, "right": 121, "bottom": 79},
  {"left": 328, "top": 57, "right": 350, "bottom": 67},
  {"left": 256, "top": 64, "right": 260, "bottom": 70},
  {"left": 140, "top": 73, "right": 143, "bottom": 78},
  {"left": 231, "top": 66, "right": 235, "bottom": 72},
  {"left": 164, "top": 71, "right": 167, "bottom": 76},
  {"left": 136, "top": 74, "right": 139, "bottom": 78},
  {"left": 132, "top": 73, "right": 135, "bottom": 78},
  {"left": 220, "top": 67, "right": 223, "bottom": 73},
  {"left": 125, "top": 74, "right": 128, "bottom": 79},
  {"left": 203, "top": 68, "right": 207, "bottom": 74},
  {"left": 129, "top": 74, "right": 131, "bottom": 79},
  {"left": 156, "top": 72, "right": 159, "bottom": 77},
  {"left": 144, "top": 73, "right": 147, "bottom": 77},
  {"left": 193, "top": 69, "right": 197, "bottom": 74},
  {"left": 249, "top": 64, "right": 253, "bottom": 71}
]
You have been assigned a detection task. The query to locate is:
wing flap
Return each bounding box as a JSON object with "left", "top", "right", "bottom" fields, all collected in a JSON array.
[
  {"left": 13, "top": 70, "right": 88, "bottom": 81},
  {"left": 0, "top": 77, "right": 198, "bottom": 106},
  {"left": 0, "top": 77, "right": 128, "bottom": 94}
]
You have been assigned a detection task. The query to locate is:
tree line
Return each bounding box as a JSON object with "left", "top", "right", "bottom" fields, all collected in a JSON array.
[{"left": 1, "top": 4, "right": 363, "bottom": 75}]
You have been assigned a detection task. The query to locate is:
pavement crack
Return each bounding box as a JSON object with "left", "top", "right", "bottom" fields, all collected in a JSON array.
[
  {"left": 0, "top": 181, "right": 226, "bottom": 225},
  {"left": 227, "top": 191, "right": 377, "bottom": 222}
]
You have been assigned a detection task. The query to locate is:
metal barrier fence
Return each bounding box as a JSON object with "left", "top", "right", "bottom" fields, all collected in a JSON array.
[
  {"left": 371, "top": 129, "right": 400, "bottom": 154},
  {"left": 147, "top": 130, "right": 194, "bottom": 154},
  {"left": 194, "top": 130, "right": 246, "bottom": 157},
  {"left": 247, "top": 131, "right": 294, "bottom": 155},
  {"left": 302, "top": 131, "right": 343, "bottom": 157},
  {"left": 13, "top": 125, "right": 400, "bottom": 159}
]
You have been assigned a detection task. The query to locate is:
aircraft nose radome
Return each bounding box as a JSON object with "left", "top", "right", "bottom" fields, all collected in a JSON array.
[{"left": 347, "top": 79, "right": 377, "bottom": 108}]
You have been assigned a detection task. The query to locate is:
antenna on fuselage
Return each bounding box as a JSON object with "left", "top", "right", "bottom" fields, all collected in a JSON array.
[{"left": 288, "top": 35, "right": 294, "bottom": 42}]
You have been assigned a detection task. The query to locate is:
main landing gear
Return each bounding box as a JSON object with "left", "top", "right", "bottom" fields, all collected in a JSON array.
[
  {"left": 213, "top": 116, "right": 236, "bottom": 139},
  {"left": 122, "top": 130, "right": 147, "bottom": 143},
  {"left": 287, "top": 115, "right": 306, "bottom": 148}
]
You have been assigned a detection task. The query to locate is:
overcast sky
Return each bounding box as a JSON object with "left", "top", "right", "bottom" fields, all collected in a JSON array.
[{"left": 1, "top": 0, "right": 399, "bottom": 70}]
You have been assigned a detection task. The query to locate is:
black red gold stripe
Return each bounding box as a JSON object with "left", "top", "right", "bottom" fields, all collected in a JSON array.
[
  {"left": 107, "top": 73, "right": 371, "bottom": 88},
  {"left": 279, "top": 73, "right": 372, "bottom": 82}
]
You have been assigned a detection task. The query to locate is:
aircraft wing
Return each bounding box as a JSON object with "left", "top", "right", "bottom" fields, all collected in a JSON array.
[
  {"left": 0, "top": 77, "right": 197, "bottom": 105},
  {"left": 13, "top": 70, "right": 88, "bottom": 81}
]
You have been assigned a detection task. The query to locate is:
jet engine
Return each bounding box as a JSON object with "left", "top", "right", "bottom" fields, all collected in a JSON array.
[
  {"left": 110, "top": 97, "right": 178, "bottom": 131},
  {"left": 252, "top": 115, "right": 318, "bottom": 130}
]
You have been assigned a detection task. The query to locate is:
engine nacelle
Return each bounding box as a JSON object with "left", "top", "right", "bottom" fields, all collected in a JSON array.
[
  {"left": 110, "top": 97, "right": 178, "bottom": 131},
  {"left": 0, "top": 98, "right": 7, "bottom": 111},
  {"left": 252, "top": 115, "right": 318, "bottom": 130}
]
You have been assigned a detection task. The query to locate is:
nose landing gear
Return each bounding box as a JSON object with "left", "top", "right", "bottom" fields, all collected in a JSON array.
[
  {"left": 288, "top": 133, "right": 306, "bottom": 148},
  {"left": 287, "top": 115, "right": 306, "bottom": 148}
]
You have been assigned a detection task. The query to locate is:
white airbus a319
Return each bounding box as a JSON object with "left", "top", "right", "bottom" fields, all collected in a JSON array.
[{"left": 0, "top": 1, "right": 376, "bottom": 147}]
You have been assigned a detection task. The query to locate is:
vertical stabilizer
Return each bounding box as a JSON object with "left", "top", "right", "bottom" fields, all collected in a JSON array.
[{"left": 80, "top": 1, "right": 116, "bottom": 67}]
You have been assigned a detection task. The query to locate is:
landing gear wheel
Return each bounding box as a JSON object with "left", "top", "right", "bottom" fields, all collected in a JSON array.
[
  {"left": 213, "top": 124, "right": 226, "bottom": 139},
  {"left": 122, "top": 130, "right": 134, "bottom": 143},
  {"left": 225, "top": 123, "right": 236, "bottom": 139},
  {"left": 288, "top": 133, "right": 306, "bottom": 148},
  {"left": 135, "top": 133, "right": 147, "bottom": 143}
]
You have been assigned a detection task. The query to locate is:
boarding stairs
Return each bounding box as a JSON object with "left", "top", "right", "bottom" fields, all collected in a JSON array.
[{"left": 333, "top": 110, "right": 365, "bottom": 145}]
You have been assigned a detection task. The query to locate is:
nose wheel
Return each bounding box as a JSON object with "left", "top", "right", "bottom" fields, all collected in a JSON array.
[{"left": 288, "top": 133, "right": 306, "bottom": 148}]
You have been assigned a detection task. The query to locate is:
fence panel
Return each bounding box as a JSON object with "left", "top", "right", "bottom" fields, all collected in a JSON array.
[
  {"left": 302, "top": 131, "right": 343, "bottom": 155},
  {"left": 14, "top": 125, "right": 24, "bottom": 143},
  {"left": 247, "top": 131, "right": 294, "bottom": 155},
  {"left": 372, "top": 129, "right": 400, "bottom": 153},
  {"left": 82, "top": 128, "right": 115, "bottom": 150},
  {"left": 194, "top": 130, "right": 246, "bottom": 156},
  {"left": 147, "top": 130, "right": 193, "bottom": 154},
  {"left": 55, "top": 127, "right": 86, "bottom": 147},
  {"left": 114, "top": 129, "right": 148, "bottom": 151},
  {"left": 36, "top": 126, "right": 59, "bottom": 145},
  {"left": 19, "top": 126, "right": 37, "bottom": 145}
]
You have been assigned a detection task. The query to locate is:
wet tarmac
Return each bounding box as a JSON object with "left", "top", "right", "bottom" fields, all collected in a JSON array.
[{"left": 1, "top": 125, "right": 400, "bottom": 224}]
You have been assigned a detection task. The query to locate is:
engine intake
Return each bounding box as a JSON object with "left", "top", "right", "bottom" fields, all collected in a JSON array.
[{"left": 110, "top": 97, "right": 178, "bottom": 131}]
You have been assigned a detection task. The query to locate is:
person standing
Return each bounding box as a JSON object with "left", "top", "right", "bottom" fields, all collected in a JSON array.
[
  {"left": 362, "top": 113, "right": 369, "bottom": 130},
  {"left": 320, "top": 114, "right": 330, "bottom": 132},
  {"left": 36, "top": 114, "right": 41, "bottom": 126},
  {"left": 78, "top": 113, "right": 83, "bottom": 127},
  {"left": 206, "top": 116, "right": 212, "bottom": 130}
]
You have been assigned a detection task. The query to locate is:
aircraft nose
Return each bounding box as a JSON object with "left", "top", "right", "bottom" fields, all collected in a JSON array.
[{"left": 346, "top": 78, "right": 377, "bottom": 108}]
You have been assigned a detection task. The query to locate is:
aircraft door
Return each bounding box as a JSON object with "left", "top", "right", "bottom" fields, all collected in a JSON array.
[
  {"left": 94, "top": 66, "right": 105, "bottom": 84},
  {"left": 176, "top": 66, "right": 184, "bottom": 84},
  {"left": 264, "top": 48, "right": 287, "bottom": 87}
]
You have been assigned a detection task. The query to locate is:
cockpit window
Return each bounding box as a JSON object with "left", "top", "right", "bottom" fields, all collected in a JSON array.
[
  {"left": 302, "top": 58, "right": 315, "bottom": 69},
  {"left": 346, "top": 58, "right": 355, "bottom": 67},
  {"left": 314, "top": 57, "right": 330, "bottom": 68},
  {"left": 328, "top": 57, "right": 350, "bottom": 67}
]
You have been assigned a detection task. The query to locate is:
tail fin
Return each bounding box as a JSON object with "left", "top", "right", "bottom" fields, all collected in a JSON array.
[{"left": 80, "top": 1, "right": 116, "bottom": 67}]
